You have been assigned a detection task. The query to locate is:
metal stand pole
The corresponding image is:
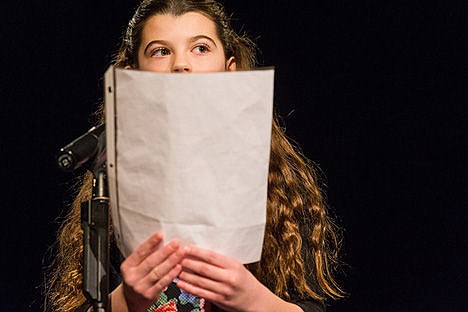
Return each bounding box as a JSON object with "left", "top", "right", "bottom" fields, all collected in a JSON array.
[{"left": 81, "top": 166, "right": 110, "bottom": 311}]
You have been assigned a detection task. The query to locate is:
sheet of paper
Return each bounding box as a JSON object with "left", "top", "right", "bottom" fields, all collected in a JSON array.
[{"left": 105, "top": 67, "right": 274, "bottom": 264}]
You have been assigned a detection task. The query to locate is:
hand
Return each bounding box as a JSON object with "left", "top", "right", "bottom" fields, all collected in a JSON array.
[
  {"left": 176, "top": 245, "right": 273, "bottom": 312},
  {"left": 119, "top": 232, "right": 185, "bottom": 312}
]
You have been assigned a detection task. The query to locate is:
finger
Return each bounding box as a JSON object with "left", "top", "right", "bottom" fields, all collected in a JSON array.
[
  {"left": 177, "top": 278, "right": 226, "bottom": 304},
  {"left": 183, "top": 245, "right": 232, "bottom": 268},
  {"left": 123, "top": 232, "right": 163, "bottom": 268},
  {"left": 140, "top": 240, "right": 181, "bottom": 276},
  {"left": 147, "top": 263, "right": 183, "bottom": 295},
  {"left": 142, "top": 243, "right": 185, "bottom": 285},
  {"left": 180, "top": 257, "right": 228, "bottom": 282},
  {"left": 178, "top": 268, "right": 228, "bottom": 295}
]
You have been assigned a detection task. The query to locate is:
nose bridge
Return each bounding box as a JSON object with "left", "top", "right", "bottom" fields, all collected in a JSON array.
[{"left": 172, "top": 50, "right": 191, "bottom": 73}]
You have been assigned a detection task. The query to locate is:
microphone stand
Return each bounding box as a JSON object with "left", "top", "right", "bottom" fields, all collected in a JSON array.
[
  {"left": 57, "top": 126, "right": 110, "bottom": 312},
  {"left": 81, "top": 164, "right": 110, "bottom": 312}
]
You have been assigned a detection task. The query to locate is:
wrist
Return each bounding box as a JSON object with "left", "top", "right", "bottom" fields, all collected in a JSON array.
[
  {"left": 110, "top": 284, "right": 130, "bottom": 312},
  {"left": 248, "top": 284, "right": 303, "bottom": 312}
]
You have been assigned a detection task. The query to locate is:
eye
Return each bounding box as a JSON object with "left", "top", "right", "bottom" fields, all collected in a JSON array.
[
  {"left": 151, "top": 47, "right": 171, "bottom": 57},
  {"left": 192, "top": 44, "right": 210, "bottom": 54}
]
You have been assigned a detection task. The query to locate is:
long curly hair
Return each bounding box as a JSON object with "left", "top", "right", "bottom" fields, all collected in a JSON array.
[{"left": 43, "top": 1, "right": 344, "bottom": 311}]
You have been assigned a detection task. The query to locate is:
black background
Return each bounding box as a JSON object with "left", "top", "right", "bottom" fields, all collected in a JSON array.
[{"left": 1, "top": 1, "right": 467, "bottom": 311}]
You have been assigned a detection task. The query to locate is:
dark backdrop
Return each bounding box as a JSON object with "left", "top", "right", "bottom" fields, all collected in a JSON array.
[{"left": 1, "top": 1, "right": 467, "bottom": 311}]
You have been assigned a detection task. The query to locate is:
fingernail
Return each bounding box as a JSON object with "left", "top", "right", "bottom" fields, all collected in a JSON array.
[{"left": 169, "top": 240, "right": 180, "bottom": 249}]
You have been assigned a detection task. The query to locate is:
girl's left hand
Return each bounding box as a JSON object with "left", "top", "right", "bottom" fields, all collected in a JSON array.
[{"left": 176, "top": 245, "right": 289, "bottom": 312}]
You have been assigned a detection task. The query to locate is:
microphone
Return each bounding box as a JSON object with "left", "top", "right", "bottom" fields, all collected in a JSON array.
[{"left": 57, "top": 124, "right": 106, "bottom": 172}]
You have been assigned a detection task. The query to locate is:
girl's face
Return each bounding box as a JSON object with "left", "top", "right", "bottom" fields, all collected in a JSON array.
[{"left": 136, "top": 12, "right": 236, "bottom": 73}]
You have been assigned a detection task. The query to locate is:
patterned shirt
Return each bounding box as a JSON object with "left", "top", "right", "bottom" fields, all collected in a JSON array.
[{"left": 147, "top": 280, "right": 210, "bottom": 312}]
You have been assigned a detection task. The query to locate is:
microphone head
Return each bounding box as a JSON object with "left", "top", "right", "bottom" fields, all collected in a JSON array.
[
  {"left": 56, "top": 124, "right": 105, "bottom": 172},
  {"left": 57, "top": 150, "right": 75, "bottom": 172}
]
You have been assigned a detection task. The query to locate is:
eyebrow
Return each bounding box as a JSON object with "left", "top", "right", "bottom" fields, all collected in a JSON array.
[{"left": 143, "top": 35, "right": 218, "bottom": 54}]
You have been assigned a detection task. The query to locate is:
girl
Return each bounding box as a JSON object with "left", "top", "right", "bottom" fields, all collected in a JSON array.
[{"left": 45, "top": 1, "right": 344, "bottom": 311}]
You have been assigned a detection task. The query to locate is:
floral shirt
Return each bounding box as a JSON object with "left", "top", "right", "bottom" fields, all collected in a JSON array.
[{"left": 147, "top": 280, "right": 210, "bottom": 312}]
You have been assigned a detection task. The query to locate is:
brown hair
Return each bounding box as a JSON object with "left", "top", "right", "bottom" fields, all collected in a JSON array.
[{"left": 44, "top": 1, "right": 344, "bottom": 311}]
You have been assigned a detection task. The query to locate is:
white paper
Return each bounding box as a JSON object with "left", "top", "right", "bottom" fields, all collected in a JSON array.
[{"left": 105, "top": 67, "right": 274, "bottom": 264}]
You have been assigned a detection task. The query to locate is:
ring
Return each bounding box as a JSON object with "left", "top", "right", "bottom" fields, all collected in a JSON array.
[{"left": 150, "top": 266, "right": 161, "bottom": 282}]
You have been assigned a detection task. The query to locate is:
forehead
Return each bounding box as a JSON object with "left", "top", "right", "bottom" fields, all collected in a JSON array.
[{"left": 141, "top": 12, "right": 219, "bottom": 42}]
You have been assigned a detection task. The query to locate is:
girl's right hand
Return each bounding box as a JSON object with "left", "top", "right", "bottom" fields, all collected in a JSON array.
[{"left": 117, "top": 232, "right": 185, "bottom": 312}]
